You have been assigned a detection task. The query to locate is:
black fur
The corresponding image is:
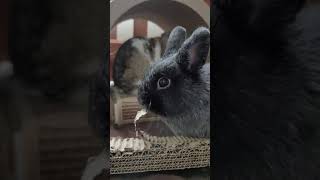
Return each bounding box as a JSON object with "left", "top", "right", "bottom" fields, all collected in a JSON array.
[
  {"left": 213, "top": 0, "right": 320, "bottom": 179},
  {"left": 138, "top": 27, "right": 210, "bottom": 138}
]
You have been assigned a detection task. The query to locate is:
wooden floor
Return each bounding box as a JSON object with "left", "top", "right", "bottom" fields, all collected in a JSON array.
[
  {"left": 29, "top": 92, "right": 103, "bottom": 180},
  {"left": 38, "top": 115, "right": 103, "bottom": 180}
]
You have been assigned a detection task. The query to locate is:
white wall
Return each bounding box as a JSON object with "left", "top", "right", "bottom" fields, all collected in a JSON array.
[
  {"left": 110, "top": 0, "right": 209, "bottom": 30},
  {"left": 147, "top": 21, "right": 164, "bottom": 38},
  {"left": 115, "top": 19, "right": 164, "bottom": 42},
  {"left": 116, "top": 19, "right": 134, "bottom": 42}
]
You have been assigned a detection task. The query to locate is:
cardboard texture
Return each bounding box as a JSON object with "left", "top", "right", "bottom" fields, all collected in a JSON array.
[{"left": 110, "top": 131, "right": 210, "bottom": 174}]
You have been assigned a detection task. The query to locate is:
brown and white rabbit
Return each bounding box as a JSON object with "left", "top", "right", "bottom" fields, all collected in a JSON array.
[{"left": 112, "top": 32, "right": 170, "bottom": 95}]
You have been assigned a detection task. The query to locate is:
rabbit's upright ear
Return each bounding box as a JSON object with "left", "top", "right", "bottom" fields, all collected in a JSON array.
[
  {"left": 176, "top": 27, "right": 210, "bottom": 73},
  {"left": 162, "top": 26, "right": 187, "bottom": 58}
]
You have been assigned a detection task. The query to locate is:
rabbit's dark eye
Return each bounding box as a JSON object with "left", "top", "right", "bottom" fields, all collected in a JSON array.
[{"left": 157, "top": 77, "right": 171, "bottom": 90}]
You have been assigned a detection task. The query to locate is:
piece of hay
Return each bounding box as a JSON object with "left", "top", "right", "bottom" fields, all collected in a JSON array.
[
  {"left": 134, "top": 109, "right": 147, "bottom": 137},
  {"left": 112, "top": 96, "right": 160, "bottom": 126}
]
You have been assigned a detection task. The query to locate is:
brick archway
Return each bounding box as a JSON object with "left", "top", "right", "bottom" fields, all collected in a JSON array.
[
  {"left": 109, "top": 0, "right": 210, "bottom": 80},
  {"left": 110, "top": 0, "right": 210, "bottom": 32}
]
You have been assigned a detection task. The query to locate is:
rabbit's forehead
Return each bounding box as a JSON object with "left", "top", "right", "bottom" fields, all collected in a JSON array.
[
  {"left": 144, "top": 55, "right": 178, "bottom": 81},
  {"left": 152, "top": 57, "right": 177, "bottom": 72}
]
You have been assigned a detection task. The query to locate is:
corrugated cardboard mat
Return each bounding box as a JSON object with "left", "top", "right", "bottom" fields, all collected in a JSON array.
[{"left": 110, "top": 131, "right": 210, "bottom": 174}]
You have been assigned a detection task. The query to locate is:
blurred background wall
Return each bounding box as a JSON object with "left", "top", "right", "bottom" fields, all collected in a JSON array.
[{"left": 4, "top": 0, "right": 106, "bottom": 180}]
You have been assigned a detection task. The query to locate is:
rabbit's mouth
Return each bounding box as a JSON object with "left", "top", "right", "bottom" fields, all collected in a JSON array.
[
  {"left": 140, "top": 99, "right": 152, "bottom": 111},
  {"left": 141, "top": 99, "right": 156, "bottom": 114},
  {"left": 138, "top": 96, "right": 168, "bottom": 117}
]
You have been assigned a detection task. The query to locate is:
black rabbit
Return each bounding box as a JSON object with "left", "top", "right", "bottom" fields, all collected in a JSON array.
[
  {"left": 138, "top": 26, "right": 210, "bottom": 138},
  {"left": 213, "top": 0, "right": 320, "bottom": 179}
]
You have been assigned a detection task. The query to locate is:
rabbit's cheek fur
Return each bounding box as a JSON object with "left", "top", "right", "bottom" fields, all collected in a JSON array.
[
  {"left": 138, "top": 83, "right": 164, "bottom": 114},
  {"left": 138, "top": 77, "right": 186, "bottom": 117},
  {"left": 138, "top": 86, "right": 176, "bottom": 117}
]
